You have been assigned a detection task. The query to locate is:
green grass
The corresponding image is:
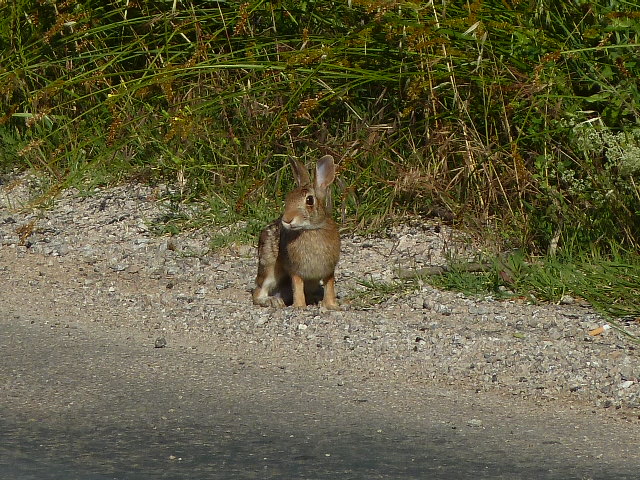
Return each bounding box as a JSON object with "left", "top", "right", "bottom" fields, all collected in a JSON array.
[
  {"left": 1, "top": 0, "right": 640, "bottom": 316},
  {"left": 147, "top": 191, "right": 271, "bottom": 248},
  {"left": 424, "top": 251, "right": 640, "bottom": 321}
]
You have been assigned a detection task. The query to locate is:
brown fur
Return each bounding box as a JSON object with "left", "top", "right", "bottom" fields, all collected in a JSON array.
[{"left": 252, "top": 155, "right": 341, "bottom": 309}]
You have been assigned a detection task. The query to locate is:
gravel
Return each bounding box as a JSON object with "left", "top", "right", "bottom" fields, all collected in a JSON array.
[{"left": 1, "top": 174, "right": 639, "bottom": 415}]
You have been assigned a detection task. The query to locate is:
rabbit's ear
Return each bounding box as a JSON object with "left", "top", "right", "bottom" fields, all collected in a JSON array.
[
  {"left": 289, "top": 158, "right": 311, "bottom": 187},
  {"left": 315, "top": 155, "right": 336, "bottom": 195}
]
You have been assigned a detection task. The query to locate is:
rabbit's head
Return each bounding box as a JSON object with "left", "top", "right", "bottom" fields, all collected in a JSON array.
[{"left": 281, "top": 155, "right": 336, "bottom": 231}]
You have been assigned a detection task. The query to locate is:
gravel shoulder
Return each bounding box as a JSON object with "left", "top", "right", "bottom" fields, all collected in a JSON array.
[{"left": 1, "top": 176, "right": 639, "bottom": 420}]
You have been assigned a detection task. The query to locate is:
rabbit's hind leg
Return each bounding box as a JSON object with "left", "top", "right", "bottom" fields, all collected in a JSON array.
[{"left": 253, "top": 262, "right": 286, "bottom": 308}]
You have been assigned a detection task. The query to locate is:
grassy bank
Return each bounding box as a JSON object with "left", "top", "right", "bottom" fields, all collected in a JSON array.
[{"left": 1, "top": 1, "right": 639, "bottom": 316}]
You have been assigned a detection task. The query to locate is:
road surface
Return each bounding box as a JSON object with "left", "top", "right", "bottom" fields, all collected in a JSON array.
[{"left": 2, "top": 306, "right": 639, "bottom": 479}]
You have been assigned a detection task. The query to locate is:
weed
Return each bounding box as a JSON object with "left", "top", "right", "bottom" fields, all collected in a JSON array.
[
  {"left": 349, "top": 277, "right": 421, "bottom": 309},
  {"left": 424, "top": 251, "right": 640, "bottom": 320}
]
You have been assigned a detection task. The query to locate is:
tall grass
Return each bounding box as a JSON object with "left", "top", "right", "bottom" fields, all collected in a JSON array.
[{"left": 1, "top": 0, "right": 639, "bottom": 257}]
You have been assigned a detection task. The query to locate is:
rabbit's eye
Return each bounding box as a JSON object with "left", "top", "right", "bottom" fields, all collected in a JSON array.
[{"left": 305, "top": 195, "right": 314, "bottom": 206}]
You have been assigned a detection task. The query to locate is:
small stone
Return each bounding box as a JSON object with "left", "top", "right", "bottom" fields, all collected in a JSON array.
[
  {"left": 154, "top": 337, "right": 167, "bottom": 348},
  {"left": 255, "top": 317, "right": 269, "bottom": 327},
  {"left": 619, "top": 364, "right": 636, "bottom": 380},
  {"left": 548, "top": 328, "right": 563, "bottom": 340},
  {"left": 559, "top": 295, "right": 575, "bottom": 305},
  {"left": 469, "top": 304, "right": 490, "bottom": 315},
  {"left": 425, "top": 302, "right": 452, "bottom": 315},
  {"left": 467, "top": 419, "right": 483, "bottom": 427},
  {"left": 165, "top": 265, "right": 180, "bottom": 275}
]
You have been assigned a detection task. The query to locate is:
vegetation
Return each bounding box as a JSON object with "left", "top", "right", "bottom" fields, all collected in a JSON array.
[
  {"left": 428, "top": 250, "right": 640, "bottom": 320},
  {"left": 1, "top": 1, "right": 639, "bottom": 316}
]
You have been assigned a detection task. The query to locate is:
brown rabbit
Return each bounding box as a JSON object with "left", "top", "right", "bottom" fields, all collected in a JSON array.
[{"left": 252, "top": 155, "right": 341, "bottom": 309}]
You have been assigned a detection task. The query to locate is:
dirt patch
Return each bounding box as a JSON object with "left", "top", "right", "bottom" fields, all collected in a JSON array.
[{"left": 1, "top": 175, "right": 639, "bottom": 419}]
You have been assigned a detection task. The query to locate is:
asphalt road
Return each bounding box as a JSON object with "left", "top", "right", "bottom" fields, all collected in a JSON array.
[{"left": 2, "top": 309, "right": 640, "bottom": 480}]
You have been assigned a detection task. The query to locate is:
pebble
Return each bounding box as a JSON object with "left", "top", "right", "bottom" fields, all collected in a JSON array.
[
  {"left": 467, "top": 419, "right": 483, "bottom": 427},
  {"left": 560, "top": 294, "right": 575, "bottom": 305},
  {"left": 255, "top": 317, "right": 269, "bottom": 327}
]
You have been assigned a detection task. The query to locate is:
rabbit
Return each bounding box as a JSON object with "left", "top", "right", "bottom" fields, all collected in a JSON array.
[{"left": 252, "top": 155, "right": 341, "bottom": 309}]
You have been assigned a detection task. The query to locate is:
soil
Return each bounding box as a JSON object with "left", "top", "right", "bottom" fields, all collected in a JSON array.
[{"left": 1, "top": 174, "right": 639, "bottom": 420}]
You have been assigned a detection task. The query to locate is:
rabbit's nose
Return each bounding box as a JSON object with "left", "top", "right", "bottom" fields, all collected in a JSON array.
[
  {"left": 281, "top": 216, "right": 304, "bottom": 231},
  {"left": 281, "top": 218, "right": 296, "bottom": 230}
]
